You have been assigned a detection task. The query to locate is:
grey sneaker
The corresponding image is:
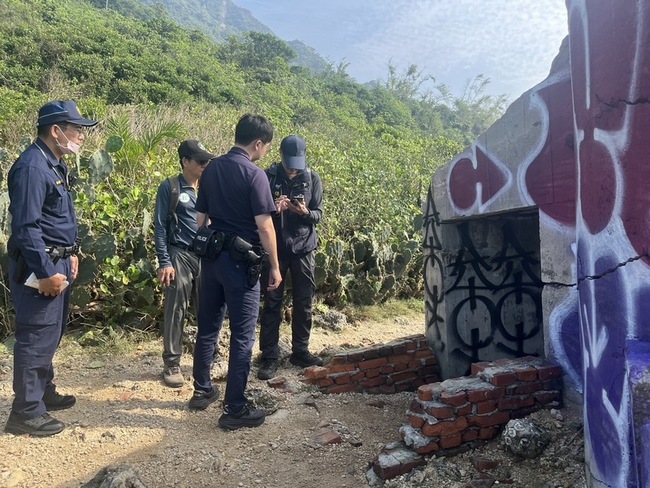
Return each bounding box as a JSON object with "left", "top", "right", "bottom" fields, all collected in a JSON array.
[
  {"left": 188, "top": 388, "right": 220, "bottom": 411},
  {"left": 4, "top": 412, "right": 65, "bottom": 437},
  {"left": 218, "top": 403, "right": 265, "bottom": 430},
  {"left": 257, "top": 359, "right": 278, "bottom": 380},
  {"left": 163, "top": 365, "right": 184, "bottom": 388}
]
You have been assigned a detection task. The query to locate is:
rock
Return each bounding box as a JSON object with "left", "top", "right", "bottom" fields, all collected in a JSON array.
[
  {"left": 313, "top": 310, "right": 348, "bottom": 331},
  {"left": 81, "top": 464, "right": 146, "bottom": 488},
  {"left": 247, "top": 387, "right": 280, "bottom": 415},
  {"left": 502, "top": 418, "right": 551, "bottom": 458}
]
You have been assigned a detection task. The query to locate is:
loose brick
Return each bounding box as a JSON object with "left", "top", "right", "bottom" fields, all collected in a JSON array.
[
  {"left": 360, "top": 376, "right": 387, "bottom": 389},
  {"left": 414, "top": 441, "right": 440, "bottom": 454},
  {"left": 415, "top": 349, "right": 434, "bottom": 359},
  {"left": 515, "top": 368, "right": 538, "bottom": 382},
  {"left": 439, "top": 433, "right": 463, "bottom": 449},
  {"left": 409, "top": 414, "right": 425, "bottom": 429},
  {"left": 533, "top": 390, "right": 562, "bottom": 405},
  {"left": 328, "top": 355, "right": 348, "bottom": 366},
  {"left": 487, "top": 372, "right": 517, "bottom": 387},
  {"left": 424, "top": 404, "right": 454, "bottom": 419},
  {"left": 327, "top": 363, "right": 357, "bottom": 374},
  {"left": 472, "top": 456, "right": 502, "bottom": 472},
  {"left": 359, "top": 357, "right": 389, "bottom": 371},
  {"left": 537, "top": 364, "right": 563, "bottom": 381},
  {"left": 313, "top": 430, "right": 342, "bottom": 446},
  {"left": 476, "top": 400, "right": 497, "bottom": 415},
  {"left": 391, "top": 371, "right": 419, "bottom": 383},
  {"left": 304, "top": 366, "right": 328, "bottom": 380},
  {"left": 515, "top": 382, "right": 542, "bottom": 395},
  {"left": 381, "top": 365, "right": 395, "bottom": 375},
  {"left": 388, "top": 354, "right": 413, "bottom": 364},
  {"left": 394, "top": 363, "right": 409, "bottom": 372},
  {"left": 479, "top": 427, "right": 499, "bottom": 439},
  {"left": 468, "top": 411, "right": 510, "bottom": 428},
  {"left": 422, "top": 417, "right": 468, "bottom": 437},
  {"left": 366, "top": 367, "right": 381, "bottom": 379},
  {"left": 418, "top": 383, "right": 440, "bottom": 402},
  {"left": 456, "top": 402, "right": 473, "bottom": 416},
  {"left": 471, "top": 361, "right": 493, "bottom": 376},
  {"left": 441, "top": 391, "right": 467, "bottom": 407},
  {"left": 317, "top": 377, "right": 334, "bottom": 387},
  {"left": 333, "top": 374, "right": 352, "bottom": 385},
  {"left": 326, "top": 383, "right": 357, "bottom": 394},
  {"left": 462, "top": 429, "right": 480, "bottom": 442}
]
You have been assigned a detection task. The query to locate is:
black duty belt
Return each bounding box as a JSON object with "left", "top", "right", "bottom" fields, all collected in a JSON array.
[{"left": 45, "top": 244, "right": 79, "bottom": 259}]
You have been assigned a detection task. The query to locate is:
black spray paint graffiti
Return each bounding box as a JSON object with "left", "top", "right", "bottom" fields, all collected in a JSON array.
[
  {"left": 422, "top": 185, "right": 446, "bottom": 353},
  {"left": 447, "top": 219, "right": 543, "bottom": 367}
]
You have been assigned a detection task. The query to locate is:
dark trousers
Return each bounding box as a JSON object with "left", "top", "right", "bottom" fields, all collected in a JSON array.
[
  {"left": 8, "top": 256, "right": 71, "bottom": 419},
  {"left": 192, "top": 252, "right": 257, "bottom": 410},
  {"left": 162, "top": 246, "right": 200, "bottom": 367},
  {"left": 260, "top": 251, "right": 315, "bottom": 360}
]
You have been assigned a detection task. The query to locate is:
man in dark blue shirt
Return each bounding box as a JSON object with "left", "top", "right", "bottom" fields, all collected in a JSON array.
[
  {"left": 190, "top": 114, "right": 281, "bottom": 430},
  {"left": 154, "top": 140, "right": 215, "bottom": 388},
  {"left": 4, "top": 100, "right": 97, "bottom": 437},
  {"left": 258, "top": 135, "right": 324, "bottom": 380}
]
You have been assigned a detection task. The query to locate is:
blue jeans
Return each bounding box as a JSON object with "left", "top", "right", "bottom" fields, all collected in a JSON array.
[{"left": 193, "top": 252, "right": 258, "bottom": 410}]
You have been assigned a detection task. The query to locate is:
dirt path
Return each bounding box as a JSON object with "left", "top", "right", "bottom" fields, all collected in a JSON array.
[
  {"left": 0, "top": 310, "right": 426, "bottom": 488},
  {"left": 0, "top": 307, "right": 585, "bottom": 488}
]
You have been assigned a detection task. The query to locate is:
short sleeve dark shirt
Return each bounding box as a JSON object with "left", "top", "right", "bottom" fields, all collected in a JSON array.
[
  {"left": 8, "top": 139, "right": 77, "bottom": 278},
  {"left": 195, "top": 147, "right": 276, "bottom": 244}
]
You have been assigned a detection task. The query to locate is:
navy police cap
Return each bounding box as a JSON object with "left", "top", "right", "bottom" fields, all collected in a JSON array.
[{"left": 37, "top": 100, "right": 98, "bottom": 128}]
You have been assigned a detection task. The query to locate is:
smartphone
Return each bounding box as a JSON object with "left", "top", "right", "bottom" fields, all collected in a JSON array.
[{"left": 291, "top": 195, "right": 305, "bottom": 205}]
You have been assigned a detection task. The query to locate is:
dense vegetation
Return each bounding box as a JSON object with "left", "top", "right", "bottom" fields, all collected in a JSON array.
[{"left": 0, "top": 0, "right": 507, "bottom": 339}]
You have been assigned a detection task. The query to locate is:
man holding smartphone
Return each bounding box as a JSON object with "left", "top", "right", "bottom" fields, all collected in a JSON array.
[{"left": 258, "top": 135, "right": 324, "bottom": 380}]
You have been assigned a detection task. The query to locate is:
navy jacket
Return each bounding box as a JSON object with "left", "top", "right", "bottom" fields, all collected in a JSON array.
[
  {"left": 154, "top": 174, "right": 199, "bottom": 268},
  {"left": 7, "top": 139, "right": 77, "bottom": 279},
  {"left": 266, "top": 163, "right": 323, "bottom": 257}
]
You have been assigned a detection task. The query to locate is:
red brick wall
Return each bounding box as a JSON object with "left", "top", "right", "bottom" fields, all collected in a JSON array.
[
  {"left": 301, "top": 334, "right": 440, "bottom": 394},
  {"left": 400, "top": 356, "right": 562, "bottom": 455}
]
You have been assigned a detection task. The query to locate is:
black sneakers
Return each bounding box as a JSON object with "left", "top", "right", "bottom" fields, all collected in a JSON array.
[
  {"left": 4, "top": 412, "right": 65, "bottom": 437},
  {"left": 188, "top": 387, "right": 220, "bottom": 411},
  {"left": 43, "top": 391, "right": 76, "bottom": 411},
  {"left": 289, "top": 351, "right": 323, "bottom": 368},
  {"left": 257, "top": 359, "right": 278, "bottom": 380},
  {"left": 218, "top": 403, "right": 265, "bottom": 430}
]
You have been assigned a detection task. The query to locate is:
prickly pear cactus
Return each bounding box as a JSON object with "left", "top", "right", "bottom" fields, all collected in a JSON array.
[{"left": 88, "top": 149, "right": 114, "bottom": 184}]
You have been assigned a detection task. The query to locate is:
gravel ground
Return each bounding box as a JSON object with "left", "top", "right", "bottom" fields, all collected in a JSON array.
[{"left": 0, "top": 310, "right": 585, "bottom": 488}]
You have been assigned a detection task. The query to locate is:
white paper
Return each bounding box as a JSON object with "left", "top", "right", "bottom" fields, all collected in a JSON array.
[{"left": 24, "top": 272, "right": 69, "bottom": 291}]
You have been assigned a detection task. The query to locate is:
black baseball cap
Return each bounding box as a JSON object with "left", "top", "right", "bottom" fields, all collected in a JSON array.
[
  {"left": 280, "top": 135, "right": 306, "bottom": 170},
  {"left": 37, "top": 100, "right": 98, "bottom": 128},
  {"left": 178, "top": 140, "right": 215, "bottom": 162}
]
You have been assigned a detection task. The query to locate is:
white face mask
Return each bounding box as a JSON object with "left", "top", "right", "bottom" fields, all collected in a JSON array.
[{"left": 54, "top": 125, "right": 81, "bottom": 155}]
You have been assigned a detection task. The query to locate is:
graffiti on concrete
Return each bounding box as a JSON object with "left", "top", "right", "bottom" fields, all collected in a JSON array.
[{"left": 422, "top": 184, "right": 445, "bottom": 351}]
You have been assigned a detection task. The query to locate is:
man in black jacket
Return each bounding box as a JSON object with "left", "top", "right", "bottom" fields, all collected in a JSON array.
[{"left": 258, "top": 135, "right": 324, "bottom": 380}]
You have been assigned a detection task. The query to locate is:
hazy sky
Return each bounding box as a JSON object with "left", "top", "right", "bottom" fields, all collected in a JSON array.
[{"left": 233, "top": 0, "right": 568, "bottom": 101}]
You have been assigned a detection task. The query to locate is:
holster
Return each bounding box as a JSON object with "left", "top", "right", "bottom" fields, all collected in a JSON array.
[{"left": 191, "top": 227, "right": 224, "bottom": 261}]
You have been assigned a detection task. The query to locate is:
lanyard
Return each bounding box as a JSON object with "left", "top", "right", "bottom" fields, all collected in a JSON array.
[{"left": 34, "top": 140, "right": 70, "bottom": 191}]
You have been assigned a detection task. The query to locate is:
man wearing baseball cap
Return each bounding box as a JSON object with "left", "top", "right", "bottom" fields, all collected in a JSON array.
[
  {"left": 154, "top": 139, "right": 217, "bottom": 389},
  {"left": 258, "top": 135, "right": 324, "bottom": 380},
  {"left": 5, "top": 100, "right": 97, "bottom": 436}
]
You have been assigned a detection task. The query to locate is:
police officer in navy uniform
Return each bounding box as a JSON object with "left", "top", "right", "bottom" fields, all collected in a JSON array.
[
  {"left": 154, "top": 140, "right": 216, "bottom": 388},
  {"left": 190, "top": 114, "right": 282, "bottom": 429},
  {"left": 257, "top": 135, "right": 324, "bottom": 380},
  {"left": 4, "top": 100, "right": 98, "bottom": 436}
]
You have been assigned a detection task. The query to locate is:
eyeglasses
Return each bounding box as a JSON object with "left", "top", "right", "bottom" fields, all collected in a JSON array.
[
  {"left": 60, "top": 124, "right": 85, "bottom": 136},
  {"left": 197, "top": 160, "right": 210, "bottom": 167}
]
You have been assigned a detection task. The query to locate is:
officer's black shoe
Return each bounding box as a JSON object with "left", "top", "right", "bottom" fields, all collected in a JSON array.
[
  {"left": 257, "top": 359, "right": 278, "bottom": 380},
  {"left": 188, "top": 387, "right": 220, "bottom": 411},
  {"left": 43, "top": 391, "right": 76, "bottom": 411},
  {"left": 289, "top": 351, "right": 324, "bottom": 368},
  {"left": 4, "top": 412, "right": 65, "bottom": 437},
  {"left": 218, "top": 403, "right": 265, "bottom": 430}
]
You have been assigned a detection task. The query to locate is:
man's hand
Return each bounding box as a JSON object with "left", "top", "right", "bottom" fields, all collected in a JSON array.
[
  {"left": 70, "top": 255, "right": 79, "bottom": 281},
  {"left": 288, "top": 200, "right": 309, "bottom": 216},
  {"left": 157, "top": 266, "right": 176, "bottom": 287},
  {"left": 38, "top": 273, "right": 69, "bottom": 297},
  {"left": 275, "top": 195, "right": 290, "bottom": 213},
  {"left": 266, "top": 266, "right": 282, "bottom": 291}
]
